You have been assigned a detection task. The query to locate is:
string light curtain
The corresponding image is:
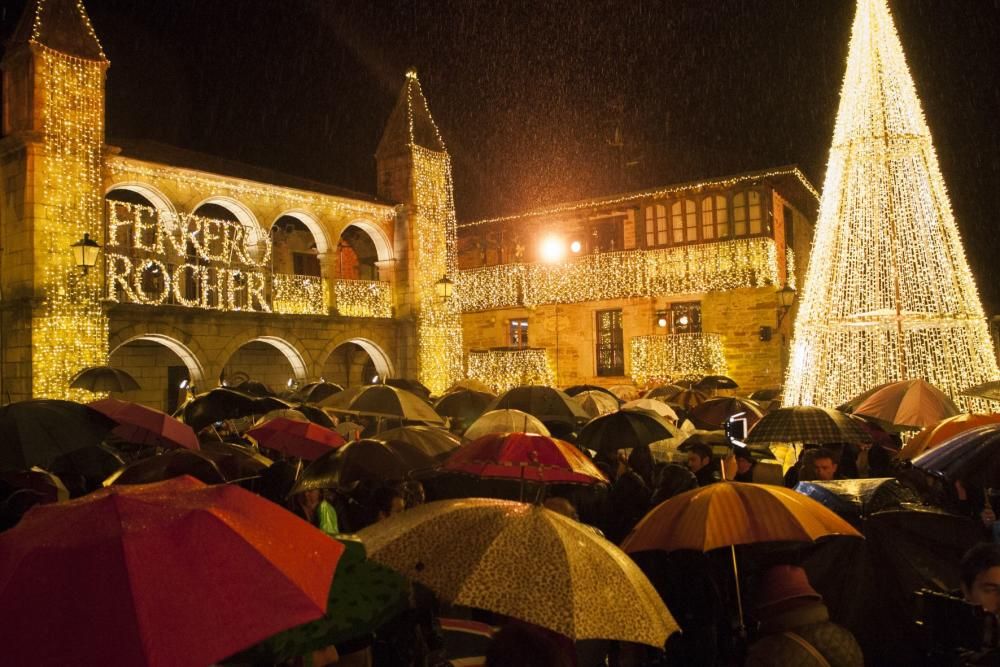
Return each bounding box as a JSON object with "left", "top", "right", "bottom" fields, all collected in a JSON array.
[
  {"left": 784, "top": 0, "right": 999, "bottom": 409},
  {"left": 630, "top": 334, "right": 728, "bottom": 386},
  {"left": 467, "top": 349, "right": 555, "bottom": 394}
]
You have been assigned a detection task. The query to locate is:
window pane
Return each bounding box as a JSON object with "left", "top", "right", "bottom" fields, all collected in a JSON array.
[
  {"left": 716, "top": 196, "right": 729, "bottom": 237},
  {"left": 596, "top": 309, "right": 625, "bottom": 376}
]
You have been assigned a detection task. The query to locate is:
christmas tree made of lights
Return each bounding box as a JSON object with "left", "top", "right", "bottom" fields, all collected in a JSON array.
[{"left": 783, "top": 0, "right": 999, "bottom": 408}]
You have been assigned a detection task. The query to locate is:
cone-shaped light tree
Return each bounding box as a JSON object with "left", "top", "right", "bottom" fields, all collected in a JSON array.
[{"left": 784, "top": 0, "right": 999, "bottom": 408}]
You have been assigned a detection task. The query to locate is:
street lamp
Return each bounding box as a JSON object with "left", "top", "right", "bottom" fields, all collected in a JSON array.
[
  {"left": 776, "top": 284, "right": 797, "bottom": 326},
  {"left": 71, "top": 233, "right": 101, "bottom": 274},
  {"left": 435, "top": 275, "right": 454, "bottom": 300}
]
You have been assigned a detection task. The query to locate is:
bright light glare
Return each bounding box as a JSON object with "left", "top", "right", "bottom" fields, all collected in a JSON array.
[
  {"left": 570, "top": 240, "right": 582, "bottom": 254},
  {"left": 539, "top": 236, "right": 566, "bottom": 263},
  {"left": 678, "top": 315, "right": 690, "bottom": 326}
]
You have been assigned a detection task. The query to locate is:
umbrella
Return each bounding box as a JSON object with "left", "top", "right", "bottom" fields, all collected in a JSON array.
[
  {"left": 487, "top": 386, "right": 589, "bottom": 426},
  {"left": 0, "top": 476, "right": 344, "bottom": 667},
  {"left": 962, "top": 381, "right": 1000, "bottom": 403},
  {"left": 295, "top": 381, "right": 344, "bottom": 404},
  {"left": 910, "top": 423, "right": 1000, "bottom": 485},
  {"left": 750, "top": 388, "right": 782, "bottom": 402},
  {"left": 643, "top": 384, "right": 686, "bottom": 401},
  {"left": 382, "top": 378, "right": 433, "bottom": 401},
  {"left": 69, "top": 365, "right": 140, "bottom": 392},
  {"left": 359, "top": 498, "right": 677, "bottom": 647},
  {"left": 607, "top": 384, "right": 641, "bottom": 401},
  {"left": 842, "top": 379, "right": 959, "bottom": 431},
  {"left": 900, "top": 413, "right": 1000, "bottom": 460},
  {"left": 104, "top": 449, "right": 228, "bottom": 486},
  {"left": 667, "top": 389, "right": 709, "bottom": 410},
  {"left": 228, "top": 537, "right": 409, "bottom": 663},
  {"left": 319, "top": 385, "right": 444, "bottom": 425},
  {"left": 375, "top": 425, "right": 463, "bottom": 459},
  {"left": 198, "top": 442, "right": 273, "bottom": 481},
  {"left": 178, "top": 388, "right": 291, "bottom": 432},
  {"left": 442, "top": 432, "right": 608, "bottom": 485},
  {"left": 230, "top": 379, "right": 276, "bottom": 397},
  {"left": 445, "top": 378, "right": 496, "bottom": 395},
  {"left": 577, "top": 410, "right": 681, "bottom": 456},
  {"left": 246, "top": 417, "right": 345, "bottom": 461},
  {"left": 622, "top": 398, "right": 679, "bottom": 421},
  {"left": 334, "top": 420, "right": 365, "bottom": 440},
  {"left": 694, "top": 375, "right": 739, "bottom": 391},
  {"left": 291, "top": 437, "right": 438, "bottom": 493},
  {"left": 0, "top": 467, "right": 69, "bottom": 505},
  {"left": 464, "top": 409, "right": 551, "bottom": 440},
  {"left": 89, "top": 398, "right": 199, "bottom": 451},
  {"left": 745, "top": 406, "right": 873, "bottom": 447},
  {"left": 572, "top": 390, "right": 620, "bottom": 418},
  {"left": 266, "top": 405, "right": 337, "bottom": 429},
  {"left": 563, "top": 384, "right": 617, "bottom": 398},
  {"left": 0, "top": 399, "right": 118, "bottom": 471},
  {"left": 434, "top": 390, "right": 495, "bottom": 431},
  {"left": 688, "top": 397, "right": 763, "bottom": 431}
]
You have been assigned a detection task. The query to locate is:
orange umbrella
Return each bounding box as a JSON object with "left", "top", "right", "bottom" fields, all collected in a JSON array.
[
  {"left": 622, "top": 481, "right": 861, "bottom": 554},
  {"left": 899, "top": 413, "right": 1000, "bottom": 460},
  {"left": 845, "top": 379, "right": 959, "bottom": 431}
]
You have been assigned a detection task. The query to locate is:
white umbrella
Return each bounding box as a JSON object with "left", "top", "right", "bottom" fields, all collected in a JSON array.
[
  {"left": 573, "top": 390, "right": 619, "bottom": 419},
  {"left": 464, "top": 409, "right": 550, "bottom": 440},
  {"left": 623, "top": 398, "right": 679, "bottom": 422}
]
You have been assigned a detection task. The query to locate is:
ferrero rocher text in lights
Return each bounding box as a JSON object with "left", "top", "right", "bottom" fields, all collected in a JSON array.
[{"left": 783, "top": 0, "right": 999, "bottom": 409}]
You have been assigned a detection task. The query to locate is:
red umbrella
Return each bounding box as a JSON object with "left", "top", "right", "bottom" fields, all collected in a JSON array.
[
  {"left": 247, "top": 417, "right": 345, "bottom": 460},
  {"left": 442, "top": 432, "right": 608, "bottom": 485},
  {"left": 0, "top": 476, "right": 344, "bottom": 667},
  {"left": 90, "top": 397, "right": 200, "bottom": 451}
]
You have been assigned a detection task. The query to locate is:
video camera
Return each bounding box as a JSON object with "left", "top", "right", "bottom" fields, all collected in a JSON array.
[{"left": 916, "top": 588, "right": 1000, "bottom": 655}]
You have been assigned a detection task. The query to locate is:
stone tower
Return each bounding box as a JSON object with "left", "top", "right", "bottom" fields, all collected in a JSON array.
[
  {"left": 0, "top": 0, "right": 109, "bottom": 401},
  {"left": 376, "top": 69, "right": 463, "bottom": 395}
]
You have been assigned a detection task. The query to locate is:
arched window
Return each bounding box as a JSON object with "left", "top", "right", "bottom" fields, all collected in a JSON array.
[
  {"left": 644, "top": 204, "right": 668, "bottom": 247},
  {"left": 671, "top": 200, "right": 698, "bottom": 244},
  {"left": 733, "top": 190, "right": 763, "bottom": 237},
  {"left": 701, "top": 195, "right": 728, "bottom": 240}
]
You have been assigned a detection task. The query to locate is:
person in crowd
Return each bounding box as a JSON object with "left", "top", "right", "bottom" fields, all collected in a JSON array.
[
  {"left": 485, "top": 622, "right": 575, "bottom": 667},
  {"left": 734, "top": 448, "right": 757, "bottom": 482},
  {"left": 291, "top": 488, "right": 338, "bottom": 536},
  {"left": 603, "top": 452, "right": 652, "bottom": 544},
  {"left": 402, "top": 480, "right": 426, "bottom": 509},
  {"left": 543, "top": 496, "right": 580, "bottom": 521},
  {"left": 961, "top": 543, "right": 1000, "bottom": 614},
  {"left": 686, "top": 443, "right": 718, "bottom": 487},
  {"left": 372, "top": 484, "right": 407, "bottom": 523},
  {"left": 810, "top": 448, "right": 840, "bottom": 482},
  {"left": 650, "top": 464, "right": 697, "bottom": 507},
  {"left": 745, "top": 564, "right": 863, "bottom": 666}
]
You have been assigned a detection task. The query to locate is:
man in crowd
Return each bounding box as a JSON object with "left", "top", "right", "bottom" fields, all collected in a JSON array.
[
  {"left": 686, "top": 443, "right": 718, "bottom": 487},
  {"left": 962, "top": 543, "right": 1000, "bottom": 614}
]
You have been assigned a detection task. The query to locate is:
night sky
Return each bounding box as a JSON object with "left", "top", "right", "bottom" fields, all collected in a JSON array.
[{"left": 2, "top": 0, "right": 999, "bottom": 309}]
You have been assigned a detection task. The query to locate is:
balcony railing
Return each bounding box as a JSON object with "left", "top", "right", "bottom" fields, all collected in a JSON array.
[
  {"left": 466, "top": 347, "right": 555, "bottom": 394},
  {"left": 334, "top": 279, "right": 393, "bottom": 318},
  {"left": 457, "top": 237, "right": 783, "bottom": 312},
  {"left": 629, "top": 333, "right": 728, "bottom": 386},
  {"left": 272, "top": 274, "right": 327, "bottom": 315}
]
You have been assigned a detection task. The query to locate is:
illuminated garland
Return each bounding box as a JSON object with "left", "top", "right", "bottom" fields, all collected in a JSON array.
[
  {"left": 273, "top": 274, "right": 327, "bottom": 315},
  {"left": 784, "top": 0, "right": 999, "bottom": 410},
  {"left": 333, "top": 279, "right": 392, "bottom": 318},
  {"left": 458, "top": 237, "right": 782, "bottom": 311},
  {"left": 458, "top": 167, "right": 819, "bottom": 229},
  {"left": 32, "top": 45, "right": 109, "bottom": 400},
  {"left": 467, "top": 348, "right": 555, "bottom": 394},
  {"left": 630, "top": 334, "right": 728, "bottom": 386}
]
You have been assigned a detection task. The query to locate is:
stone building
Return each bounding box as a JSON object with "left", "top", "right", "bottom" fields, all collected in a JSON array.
[{"left": 456, "top": 169, "right": 819, "bottom": 394}]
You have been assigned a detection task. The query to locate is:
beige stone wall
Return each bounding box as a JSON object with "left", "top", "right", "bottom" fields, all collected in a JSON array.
[
  {"left": 109, "top": 340, "right": 186, "bottom": 412},
  {"left": 221, "top": 341, "right": 297, "bottom": 392}
]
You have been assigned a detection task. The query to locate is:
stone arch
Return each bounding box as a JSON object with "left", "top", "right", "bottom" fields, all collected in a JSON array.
[
  {"left": 190, "top": 195, "right": 266, "bottom": 248},
  {"left": 318, "top": 336, "right": 395, "bottom": 386},
  {"left": 109, "top": 333, "right": 206, "bottom": 388},
  {"left": 271, "top": 209, "right": 330, "bottom": 254},
  {"left": 344, "top": 218, "right": 393, "bottom": 263},
  {"left": 105, "top": 182, "right": 178, "bottom": 216},
  {"left": 216, "top": 334, "right": 310, "bottom": 386}
]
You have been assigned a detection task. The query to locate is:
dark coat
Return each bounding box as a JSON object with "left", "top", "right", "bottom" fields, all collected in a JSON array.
[{"left": 745, "top": 600, "right": 863, "bottom": 667}]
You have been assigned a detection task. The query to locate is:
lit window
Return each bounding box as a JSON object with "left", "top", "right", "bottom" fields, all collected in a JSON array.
[
  {"left": 596, "top": 309, "right": 625, "bottom": 376},
  {"left": 733, "top": 190, "right": 762, "bottom": 237},
  {"left": 669, "top": 302, "right": 702, "bottom": 334},
  {"left": 671, "top": 200, "right": 698, "bottom": 244},
  {"left": 702, "top": 195, "right": 729, "bottom": 240},
  {"left": 645, "top": 204, "right": 668, "bottom": 247},
  {"left": 508, "top": 318, "right": 529, "bottom": 348}
]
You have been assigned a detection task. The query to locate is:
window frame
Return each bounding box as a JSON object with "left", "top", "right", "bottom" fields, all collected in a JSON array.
[{"left": 595, "top": 309, "right": 625, "bottom": 377}]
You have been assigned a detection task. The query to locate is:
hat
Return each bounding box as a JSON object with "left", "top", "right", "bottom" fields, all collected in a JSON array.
[{"left": 753, "top": 565, "right": 822, "bottom": 611}]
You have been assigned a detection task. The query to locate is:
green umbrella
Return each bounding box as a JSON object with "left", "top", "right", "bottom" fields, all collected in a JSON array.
[{"left": 226, "top": 536, "right": 409, "bottom": 663}]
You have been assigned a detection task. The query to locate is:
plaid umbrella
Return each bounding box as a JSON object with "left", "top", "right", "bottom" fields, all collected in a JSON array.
[{"left": 745, "top": 406, "right": 873, "bottom": 446}]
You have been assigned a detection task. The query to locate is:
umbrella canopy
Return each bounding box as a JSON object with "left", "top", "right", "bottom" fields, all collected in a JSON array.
[
  {"left": 750, "top": 388, "right": 783, "bottom": 402},
  {"left": 198, "top": 442, "right": 273, "bottom": 481},
  {"left": 291, "top": 437, "right": 439, "bottom": 493},
  {"left": 295, "top": 381, "right": 344, "bottom": 404},
  {"left": 464, "top": 409, "right": 551, "bottom": 440},
  {"left": 688, "top": 397, "right": 763, "bottom": 431},
  {"left": 375, "top": 425, "right": 463, "bottom": 459},
  {"left": 842, "top": 379, "right": 960, "bottom": 431},
  {"left": 745, "top": 406, "right": 874, "bottom": 447},
  {"left": 694, "top": 375, "right": 739, "bottom": 391},
  {"left": 229, "top": 536, "right": 408, "bottom": 663},
  {"left": 382, "top": 378, "right": 433, "bottom": 401},
  {"left": 962, "top": 381, "right": 1000, "bottom": 403},
  {"left": 0, "top": 399, "right": 118, "bottom": 471},
  {"left": 621, "top": 481, "right": 862, "bottom": 553},
  {"left": 667, "top": 389, "right": 709, "bottom": 411},
  {"left": 434, "top": 390, "right": 495, "bottom": 431},
  {"left": 319, "top": 385, "right": 444, "bottom": 425},
  {"left": 572, "top": 390, "right": 620, "bottom": 419},
  {"left": 643, "top": 384, "right": 686, "bottom": 401},
  {"left": 442, "top": 432, "right": 608, "bottom": 485},
  {"left": 607, "top": 384, "right": 641, "bottom": 401},
  {"left": 910, "top": 423, "right": 1000, "bottom": 485},
  {"left": 577, "top": 409, "right": 681, "bottom": 456},
  {"left": 334, "top": 420, "right": 365, "bottom": 440},
  {"left": 0, "top": 468, "right": 69, "bottom": 505},
  {"left": 246, "top": 417, "right": 345, "bottom": 461},
  {"left": 230, "top": 379, "right": 276, "bottom": 397},
  {"left": 69, "top": 365, "right": 140, "bottom": 392},
  {"left": 900, "top": 413, "right": 1000, "bottom": 460},
  {"left": 563, "top": 384, "right": 617, "bottom": 398},
  {"left": 0, "top": 476, "right": 344, "bottom": 667},
  {"left": 89, "top": 398, "right": 199, "bottom": 451},
  {"left": 104, "top": 449, "right": 228, "bottom": 486},
  {"left": 488, "top": 385, "right": 589, "bottom": 426},
  {"left": 445, "top": 378, "right": 496, "bottom": 395},
  {"left": 622, "top": 398, "right": 679, "bottom": 421},
  {"left": 257, "top": 406, "right": 336, "bottom": 429},
  {"left": 359, "top": 498, "right": 677, "bottom": 647},
  {"left": 178, "top": 388, "right": 291, "bottom": 431}
]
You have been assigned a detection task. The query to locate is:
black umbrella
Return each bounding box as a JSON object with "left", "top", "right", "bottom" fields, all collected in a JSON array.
[
  {"left": 577, "top": 410, "right": 680, "bottom": 456},
  {"left": 69, "top": 366, "right": 140, "bottom": 392},
  {"left": 643, "top": 384, "right": 686, "bottom": 401},
  {"left": 0, "top": 400, "right": 118, "bottom": 471},
  {"left": 563, "top": 385, "right": 617, "bottom": 399},
  {"left": 374, "top": 425, "right": 463, "bottom": 460},
  {"left": 381, "top": 378, "right": 432, "bottom": 401},
  {"left": 487, "top": 386, "right": 589, "bottom": 426},
  {"left": 295, "top": 381, "right": 344, "bottom": 404},
  {"left": 198, "top": 441, "right": 273, "bottom": 482},
  {"left": 229, "top": 380, "right": 276, "bottom": 397},
  {"left": 291, "top": 404, "right": 336, "bottom": 428},
  {"left": 177, "top": 388, "right": 291, "bottom": 431},
  {"left": 104, "top": 449, "right": 227, "bottom": 486},
  {"left": 290, "top": 438, "right": 437, "bottom": 493},
  {"left": 911, "top": 423, "right": 1000, "bottom": 485},
  {"left": 749, "top": 388, "right": 783, "bottom": 402},
  {"left": 433, "top": 390, "right": 494, "bottom": 432},
  {"left": 318, "top": 385, "right": 444, "bottom": 425}
]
